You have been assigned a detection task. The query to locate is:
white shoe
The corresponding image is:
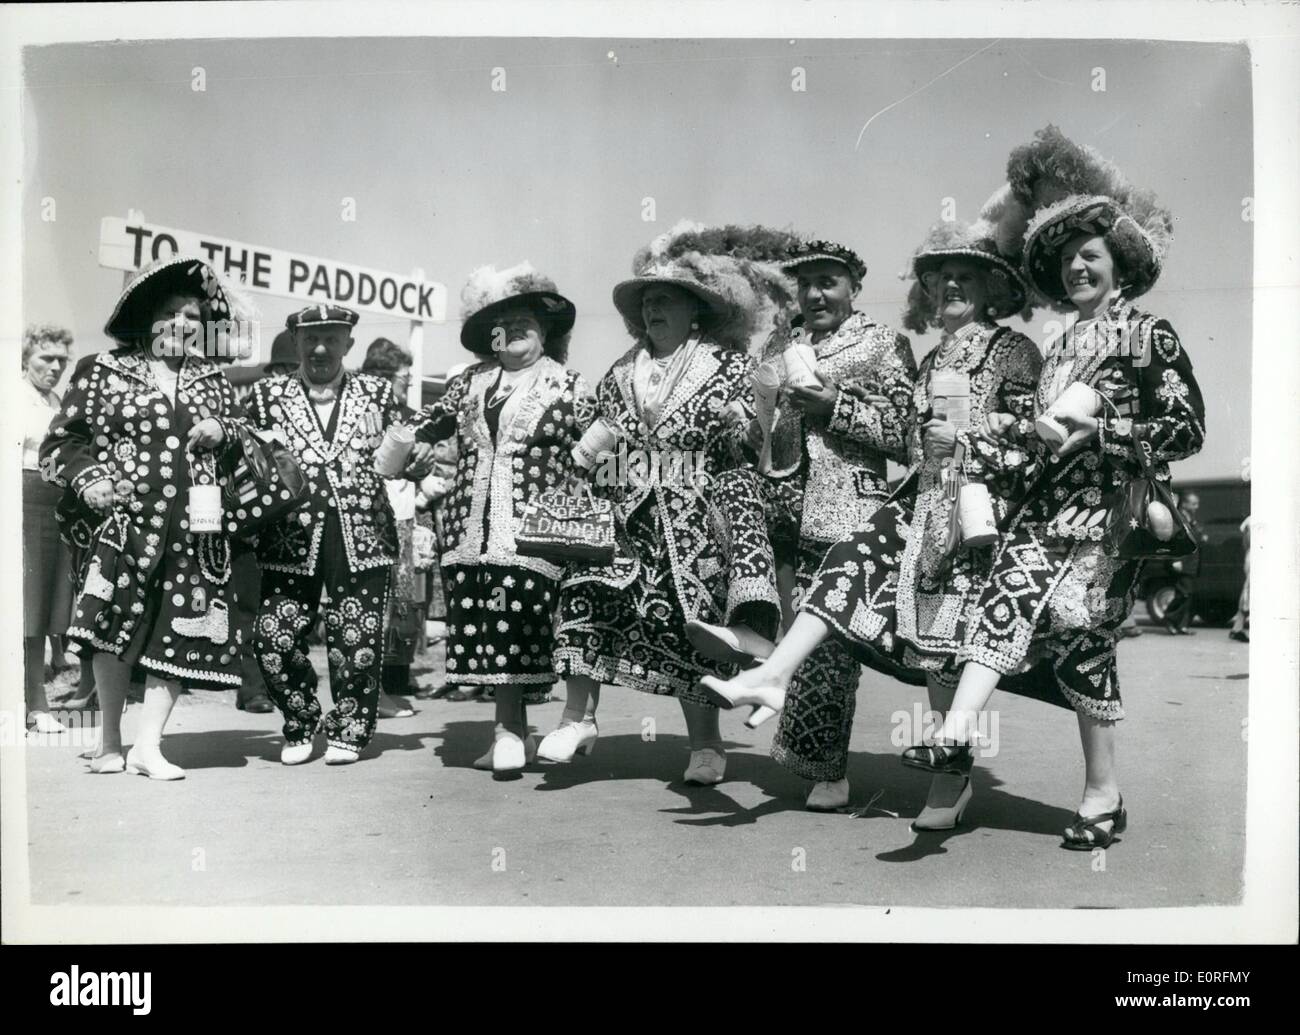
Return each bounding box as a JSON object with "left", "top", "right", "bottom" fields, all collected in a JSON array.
[
  {"left": 491, "top": 728, "right": 528, "bottom": 772},
  {"left": 281, "top": 740, "right": 314, "bottom": 766},
  {"left": 913, "top": 776, "right": 973, "bottom": 831},
  {"left": 696, "top": 675, "right": 784, "bottom": 729},
  {"left": 806, "top": 778, "right": 850, "bottom": 812},
  {"left": 324, "top": 745, "right": 361, "bottom": 765},
  {"left": 686, "top": 619, "right": 776, "bottom": 665},
  {"left": 535, "top": 718, "right": 598, "bottom": 763},
  {"left": 683, "top": 746, "right": 727, "bottom": 786},
  {"left": 473, "top": 729, "right": 538, "bottom": 771},
  {"left": 86, "top": 752, "right": 126, "bottom": 774},
  {"left": 125, "top": 745, "right": 185, "bottom": 781},
  {"left": 29, "top": 711, "right": 69, "bottom": 735}
]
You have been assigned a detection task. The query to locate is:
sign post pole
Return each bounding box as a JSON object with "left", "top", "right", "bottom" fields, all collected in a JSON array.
[
  {"left": 122, "top": 209, "right": 144, "bottom": 290},
  {"left": 407, "top": 266, "right": 425, "bottom": 411}
]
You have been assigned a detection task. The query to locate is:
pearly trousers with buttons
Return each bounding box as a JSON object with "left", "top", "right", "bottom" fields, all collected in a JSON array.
[{"left": 254, "top": 512, "right": 390, "bottom": 751}]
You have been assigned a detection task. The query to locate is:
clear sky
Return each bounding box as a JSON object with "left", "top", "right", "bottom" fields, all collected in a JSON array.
[{"left": 21, "top": 36, "right": 1251, "bottom": 479}]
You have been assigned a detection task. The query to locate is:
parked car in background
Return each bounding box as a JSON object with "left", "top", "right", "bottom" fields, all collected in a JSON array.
[{"left": 1141, "top": 477, "right": 1250, "bottom": 627}]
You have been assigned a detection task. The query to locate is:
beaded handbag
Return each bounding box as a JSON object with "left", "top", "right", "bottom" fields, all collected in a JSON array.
[{"left": 515, "top": 485, "right": 616, "bottom": 565}]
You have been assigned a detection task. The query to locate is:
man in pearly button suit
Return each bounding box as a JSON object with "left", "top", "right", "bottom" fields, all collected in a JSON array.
[{"left": 247, "top": 304, "right": 434, "bottom": 765}]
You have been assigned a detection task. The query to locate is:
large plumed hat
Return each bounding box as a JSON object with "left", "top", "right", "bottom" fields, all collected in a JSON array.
[
  {"left": 902, "top": 183, "right": 1033, "bottom": 332},
  {"left": 613, "top": 221, "right": 801, "bottom": 357},
  {"left": 1009, "top": 125, "right": 1173, "bottom": 305},
  {"left": 459, "top": 262, "right": 576, "bottom": 356},
  {"left": 104, "top": 256, "right": 256, "bottom": 344}
]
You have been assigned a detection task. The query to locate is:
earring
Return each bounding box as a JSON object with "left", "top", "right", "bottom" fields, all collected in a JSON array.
[
  {"left": 985, "top": 305, "right": 999, "bottom": 319},
  {"left": 689, "top": 320, "right": 699, "bottom": 331}
]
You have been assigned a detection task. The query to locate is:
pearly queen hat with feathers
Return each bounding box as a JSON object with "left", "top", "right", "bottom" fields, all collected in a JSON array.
[
  {"left": 1010, "top": 125, "right": 1173, "bottom": 306},
  {"left": 612, "top": 221, "right": 801, "bottom": 357},
  {"left": 458, "top": 262, "right": 576, "bottom": 355},
  {"left": 901, "top": 183, "right": 1033, "bottom": 332}
]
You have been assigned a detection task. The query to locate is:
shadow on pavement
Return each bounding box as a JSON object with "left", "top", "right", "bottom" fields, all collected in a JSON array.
[
  {"left": 873, "top": 769, "right": 1078, "bottom": 862},
  {"left": 150, "top": 726, "right": 444, "bottom": 769}
]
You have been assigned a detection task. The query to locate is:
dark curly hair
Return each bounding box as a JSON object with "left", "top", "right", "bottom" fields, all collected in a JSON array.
[{"left": 361, "top": 337, "right": 412, "bottom": 376}]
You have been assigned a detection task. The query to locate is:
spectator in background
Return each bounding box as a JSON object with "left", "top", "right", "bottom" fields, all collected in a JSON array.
[
  {"left": 1230, "top": 515, "right": 1250, "bottom": 642},
  {"left": 414, "top": 435, "right": 461, "bottom": 700},
  {"left": 263, "top": 329, "right": 298, "bottom": 377},
  {"left": 1164, "top": 491, "right": 1205, "bottom": 635},
  {"left": 360, "top": 336, "right": 419, "bottom": 719},
  {"left": 22, "top": 323, "right": 75, "bottom": 734}
]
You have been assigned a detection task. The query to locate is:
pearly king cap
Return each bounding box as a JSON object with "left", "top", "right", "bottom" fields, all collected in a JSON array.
[
  {"left": 780, "top": 239, "right": 868, "bottom": 284},
  {"left": 286, "top": 303, "right": 360, "bottom": 331}
]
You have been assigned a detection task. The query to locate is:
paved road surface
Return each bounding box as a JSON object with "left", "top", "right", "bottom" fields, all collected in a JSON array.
[{"left": 21, "top": 626, "right": 1247, "bottom": 910}]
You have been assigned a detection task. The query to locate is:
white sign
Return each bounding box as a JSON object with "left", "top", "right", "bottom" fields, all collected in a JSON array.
[{"left": 98, "top": 217, "right": 447, "bottom": 323}]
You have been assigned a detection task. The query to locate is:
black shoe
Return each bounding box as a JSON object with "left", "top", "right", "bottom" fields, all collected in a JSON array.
[
  {"left": 236, "top": 693, "right": 274, "bottom": 714},
  {"left": 1228, "top": 630, "right": 1249, "bottom": 643},
  {"left": 901, "top": 740, "right": 974, "bottom": 776},
  {"left": 1062, "top": 795, "right": 1127, "bottom": 850}
]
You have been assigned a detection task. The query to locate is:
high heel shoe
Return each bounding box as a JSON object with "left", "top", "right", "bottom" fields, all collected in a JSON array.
[
  {"left": 1061, "top": 795, "right": 1127, "bottom": 850},
  {"left": 912, "top": 776, "right": 973, "bottom": 831},
  {"left": 696, "top": 675, "right": 785, "bottom": 729},
  {"left": 535, "top": 718, "right": 597, "bottom": 763},
  {"left": 124, "top": 746, "right": 185, "bottom": 781},
  {"left": 901, "top": 740, "right": 974, "bottom": 776},
  {"left": 685, "top": 619, "right": 776, "bottom": 665}
]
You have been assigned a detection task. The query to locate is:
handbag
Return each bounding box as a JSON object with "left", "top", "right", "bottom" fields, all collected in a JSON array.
[
  {"left": 1097, "top": 394, "right": 1197, "bottom": 561},
  {"left": 1101, "top": 433, "right": 1197, "bottom": 560},
  {"left": 515, "top": 484, "right": 616, "bottom": 565},
  {"left": 222, "top": 424, "right": 309, "bottom": 539}
]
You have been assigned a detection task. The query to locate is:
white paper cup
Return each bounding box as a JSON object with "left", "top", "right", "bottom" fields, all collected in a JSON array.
[
  {"left": 1037, "top": 381, "right": 1101, "bottom": 452},
  {"left": 572, "top": 418, "right": 620, "bottom": 470},
  {"left": 188, "top": 484, "right": 223, "bottom": 533},
  {"left": 373, "top": 424, "right": 416, "bottom": 476}
]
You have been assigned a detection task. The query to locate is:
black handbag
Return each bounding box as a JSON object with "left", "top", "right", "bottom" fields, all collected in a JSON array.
[
  {"left": 222, "top": 425, "right": 309, "bottom": 539},
  {"left": 1100, "top": 423, "right": 1197, "bottom": 561}
]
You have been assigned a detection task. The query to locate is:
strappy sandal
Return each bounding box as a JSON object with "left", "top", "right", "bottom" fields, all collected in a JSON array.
[
  {"left": 1061, "top": 795, "right": 1127, "bottom": 851},
  {"left": 901, "top": 740, "right": 974, "bottom": 776}
]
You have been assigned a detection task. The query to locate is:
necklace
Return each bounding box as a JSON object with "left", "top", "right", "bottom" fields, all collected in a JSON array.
[
  {"left": 934, "top": 321, "right": 989, "bottom": 370},
  {"left": 197, "top": 533, "right": 231, "bottom": 585}
]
